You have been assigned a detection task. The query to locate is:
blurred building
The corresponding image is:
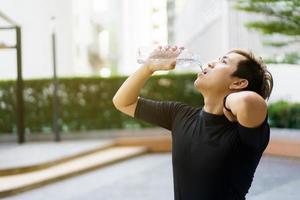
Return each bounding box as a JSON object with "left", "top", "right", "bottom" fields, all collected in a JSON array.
[
  {"left": 175, "top": 0, "right": 300, "bottom": 64},
  {"left": 174, "top": 0, "right": 300, "bottom": 102},
  {"left": 0, "top": 0, "right": 168, "bottom": 79},
  {"left": 0, "top": 0, "right": 74, "bottom": 79},
  {"left": 118, "top": 0, "right": 168, "bottom": 75},
  {"left": 0, "top": 0, "right": 299, "bottom": 102},
  {"left": 176, "top": 0, "right": 262, "bottom": 62}
]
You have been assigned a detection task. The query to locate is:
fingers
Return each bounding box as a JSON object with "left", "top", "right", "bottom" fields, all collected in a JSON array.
[
  {"left": 157, "top": 45, "right": 162, "bottom": 50},
  {"left": 155, "top": 45, "right": 184, "bottom": 52},
  {"left": 164, "top": 45, "right": 171, "bottom": 51},
  {"left": 223, "top": 107, "right": 237, "bottom": 122},
  {"left": 148, "top": 45, "right": 185, "bottom": 71},
  {"left": 150, "top": 45, "right": 184, "bottom": 60}
]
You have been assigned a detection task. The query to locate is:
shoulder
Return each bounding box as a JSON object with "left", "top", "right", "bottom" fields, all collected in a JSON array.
[{"left": 135, "top": 97, "right": 194, "bottom": 118}]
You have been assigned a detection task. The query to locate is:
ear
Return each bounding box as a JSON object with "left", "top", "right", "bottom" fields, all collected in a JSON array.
[{"left": 229, "top": 79, "right": 248, "bottom": 90}]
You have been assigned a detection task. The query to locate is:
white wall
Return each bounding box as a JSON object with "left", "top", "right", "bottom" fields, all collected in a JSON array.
[
  {"left": 119, "top": 0, "right": 168, "bottom": 75},
  {"left": 175, "top": 0, "right": 227, "bottom": 63},
  {"left": 173, "top": 0, "right": 300, "bottom": 103},
  {"left": 72, "top": 0, "right": 93, "bottom": 76},
  {"left": 0, "top": 0, "right": 74, "bottom": 79},
  {"left": 175, "top": 0, "right": 300, "bottom": 63},
  {"left": 118, "top": 0, "right": 150, "bottom": 75},
  {"left": 268, "top": 64, "right": 300, "bottom": 103},
  {"left": 0, "top": 0, "right": 170, "bottom": 78},
  {"left": 226, "top": 0, "right": 273, "bottom": 58}
]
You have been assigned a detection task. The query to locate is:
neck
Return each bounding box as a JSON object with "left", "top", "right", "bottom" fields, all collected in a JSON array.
[{"left": 203, "top": 94, "right": 225, "bottom": 115}]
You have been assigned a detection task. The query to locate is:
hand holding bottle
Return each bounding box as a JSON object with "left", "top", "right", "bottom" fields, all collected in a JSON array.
[
  {"left": 137, "top": 45, "right": 203, "bottom": 73},
  {"left": 138, "top": 45, "right": 184, "bottom": 72}
]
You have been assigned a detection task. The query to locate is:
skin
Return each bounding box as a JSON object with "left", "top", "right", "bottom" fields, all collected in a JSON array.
[{"left": 113, "top": 45, "right": 267, "bottom": 128}]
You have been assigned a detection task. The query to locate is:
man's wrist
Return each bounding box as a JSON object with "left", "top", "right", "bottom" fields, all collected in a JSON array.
[{"left": 142, "top": 64, "right": 155, "bottom": 74}]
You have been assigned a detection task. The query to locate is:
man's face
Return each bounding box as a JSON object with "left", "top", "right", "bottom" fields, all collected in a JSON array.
[{"left": 194, "top": 52, "right": 246, "bottom": 94}]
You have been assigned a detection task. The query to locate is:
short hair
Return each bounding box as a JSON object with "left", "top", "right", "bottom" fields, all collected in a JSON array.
[{"left": 228, "top": 48, "right": 273, "bottom": 100}]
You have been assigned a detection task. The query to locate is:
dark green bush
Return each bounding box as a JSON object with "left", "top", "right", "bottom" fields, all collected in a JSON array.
[
  {"left": 1, "top": 74, "right": 299, "bottom": 134},
  {"left": 0, "top": 74, "right": 203, "bottom": 134},
  {"left": 268, "top": 101, "right": 300, "bottom": 129}
]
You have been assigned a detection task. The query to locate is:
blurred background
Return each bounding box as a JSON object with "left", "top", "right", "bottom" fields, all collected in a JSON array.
[
  {"left": 0, "top": 0, "right": 300, "bottom": 199},
  {"left": 1, "top": 0, "right": 300, "bottom": 99}
]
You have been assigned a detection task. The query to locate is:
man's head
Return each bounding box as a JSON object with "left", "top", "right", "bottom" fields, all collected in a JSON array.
[{"left": 194, "top": 48, "right": 273, "bottom": 100}]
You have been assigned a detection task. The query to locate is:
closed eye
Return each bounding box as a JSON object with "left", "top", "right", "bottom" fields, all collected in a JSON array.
[
  {"left": 218, "top": 57, "right": 227, "bottom": 64},
  {"left": 219, "top": 58, "right": 227, "bottom": 64}
]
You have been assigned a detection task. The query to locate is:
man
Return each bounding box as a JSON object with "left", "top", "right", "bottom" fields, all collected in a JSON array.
[{"left": 112, "top": 45, "right": 273, "bottom": 200}]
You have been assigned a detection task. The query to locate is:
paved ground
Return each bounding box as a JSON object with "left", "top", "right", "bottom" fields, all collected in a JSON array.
[
  {"left": 0, "top": 140, "right": 114, "bottom": 169},
  {"left": 0, "top": 127, "right": 299, "bottom": 169},
  {"left": 247, "top": 155, "right": 300, "bottom": 200},
  {"left": 0, "top": 128, "right": 168, "bottom": 169},
  {"left": 1, "top": 127, "right": 300, "bottom": 199},
  {"left": 5, "top": 153, "right": 300, "bottom": 200}
]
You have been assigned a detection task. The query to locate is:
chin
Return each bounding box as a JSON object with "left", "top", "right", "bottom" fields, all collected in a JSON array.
[
  {"left": 194, "top": 78, "right": 202, "bottom": 90},
  {"left": 194, "top": 78, "right": 212, "bottom": 94}
]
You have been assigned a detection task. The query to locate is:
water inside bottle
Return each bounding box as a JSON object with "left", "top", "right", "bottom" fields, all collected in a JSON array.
[
  {"left": 136, "top": 46, "right": 204, "bottom": 72},
  {"left": 176, "top": 58, "right": 204, "bottom": 72}
]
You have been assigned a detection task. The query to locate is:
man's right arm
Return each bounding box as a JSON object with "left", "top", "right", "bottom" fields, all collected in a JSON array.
[
  {"left": 112, "top": 45, "right": 181, "bottom": 117},
  {"left": 112, "top": 64, "right": 154, "bottom": 117}
]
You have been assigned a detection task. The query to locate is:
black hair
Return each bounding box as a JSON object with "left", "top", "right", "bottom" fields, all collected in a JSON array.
[{"left": 228, "top": 49, "right": 273, "bottom": 100}]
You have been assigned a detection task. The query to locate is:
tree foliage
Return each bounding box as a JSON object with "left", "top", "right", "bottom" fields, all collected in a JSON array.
[{"left": 235, "top": 0, "right": 300, "bottom": 47}]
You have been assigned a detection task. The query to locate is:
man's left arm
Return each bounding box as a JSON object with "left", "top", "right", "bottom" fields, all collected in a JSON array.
[{"left": 223, "top": 91, "right": 267, "bottom": 128}]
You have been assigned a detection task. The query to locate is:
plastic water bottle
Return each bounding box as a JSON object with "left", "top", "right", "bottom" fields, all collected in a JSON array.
[{"left": 136, "top": 47, "right": 204, "bottom": 72}]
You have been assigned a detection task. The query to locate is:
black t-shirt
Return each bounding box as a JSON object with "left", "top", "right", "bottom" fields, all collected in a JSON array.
[{"left": 134, "top": 97, "right": 270, "bottom": 200}]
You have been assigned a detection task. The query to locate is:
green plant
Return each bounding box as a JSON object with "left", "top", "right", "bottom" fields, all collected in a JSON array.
[
  {"left": 0, "top": 74, "right": 203, "bottom": 134},
  {"left": 268, "top": 100, "right": 300, "bottom": 129},
  {"left": 235, "top": 0, "right": 300, "bottom": 48},
  {"left": 1, "top": 74, "right": 300, "bottom": 134}
]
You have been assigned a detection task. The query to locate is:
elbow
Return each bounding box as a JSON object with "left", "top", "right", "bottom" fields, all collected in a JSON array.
[
  {"left": 241, "top": 92, "right": 266, "bottom": 108},
  {"left": 232, "top": 92, "right": 268, "bottom": 128},
  {"left": 112, "top": 92, "right": 120, "bottom": 107},
  {"left": 112, "top": 95, "right": 127, "bottom": 110},
  {"left": 112, "top": 95, "right": 120, "bottom": 109},
  {"left": 112, "top": 95, "right": 138, "bottom": 112}
]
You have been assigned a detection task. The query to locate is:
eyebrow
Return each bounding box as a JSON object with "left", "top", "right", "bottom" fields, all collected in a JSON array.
[{"left": 219, "top": 56, "right": 230, "bottom": 62}]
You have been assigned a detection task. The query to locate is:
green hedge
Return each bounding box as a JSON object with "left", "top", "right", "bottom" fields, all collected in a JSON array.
[
  {"left": 268, "top": 101, "right": 300, "bottom": 129},
  {"left": 1, "top": 74, "right": 299, "bottom": 134},
  {"left": 0, "top": 74, "right": 203, "bottom": 134}
]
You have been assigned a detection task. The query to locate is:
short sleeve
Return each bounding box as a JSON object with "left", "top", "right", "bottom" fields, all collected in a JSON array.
[
  {"left": 134, "top": 97, "right": 188, "bottom": 131},
  {"left": 237, "top": 114, "right": 270, "bottom": 152}
]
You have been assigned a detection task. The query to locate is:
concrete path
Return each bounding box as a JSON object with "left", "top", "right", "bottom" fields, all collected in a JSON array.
[
  {"left": 5, "top": 153, "right": 300, "bottom": 200},
  {"left": 1, "top": 127, "right": 300, "bottom": 199},
  {"left": 0, "top": 127, "right": 299, "bottom": 170},
  {"left": 247, "top": 155, "right": 300, "bottom": 200},
  {"left": 271, "top": 128, "right": 300, "bottom": 140},
  {"left": 0, "top": 146, "right": 148, "bottom": 197},
  {"left": 0, "top": 140, "right": 114, "bottom": 169}
]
